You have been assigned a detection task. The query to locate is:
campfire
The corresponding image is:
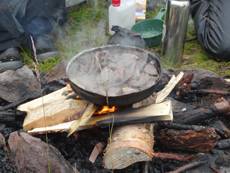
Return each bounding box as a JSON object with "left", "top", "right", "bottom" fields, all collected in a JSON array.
[
  {"left": 1, "top": 58, "right": 230, "bottom": 172},
  {"left": 94, "top": 106, "right": 118, "bottom": 114}
]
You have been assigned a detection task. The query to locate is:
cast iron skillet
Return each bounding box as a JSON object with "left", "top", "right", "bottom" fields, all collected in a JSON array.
[{"left": 66, "top": 45, "right": 163, "bottom": 106}]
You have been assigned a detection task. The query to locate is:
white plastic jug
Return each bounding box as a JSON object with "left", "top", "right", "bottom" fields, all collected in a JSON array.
[{"left": 109, "top": 0, "right": 136, "bottom": 35}]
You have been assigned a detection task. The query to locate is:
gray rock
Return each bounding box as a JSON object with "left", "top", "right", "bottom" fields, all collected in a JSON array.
[
  {"left": 42, "top": 60, "right": 68, "bottom": 84},
  {"left": 8, "top": 131, "right": 79, "bottom": 173},
  {"left": 0, "top": 66, "right": 40, "bottom": 102}
]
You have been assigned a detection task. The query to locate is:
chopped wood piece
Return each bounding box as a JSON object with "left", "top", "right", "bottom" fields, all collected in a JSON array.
[
  {"left": 132, "top": 93, "right": 156, "bottom": 108},
  {"left": 155, "top": 126, "right": 220, "bottom": 153},
  {"left": 19, "top": 87, "right": 88, "bottom": 131},
  {"left": 28, "top": 100, "right": 173, "bottom": 135},
  {"left": 155, "top": 71, "right": 184, "bottom": 103},
  {"left": 68, "top": 103, "right": 98, "bottom": 137},
  {"left": 103, "top": 124, "right": 154, "bottom": 169},
  {"left": 89, "top": 142, "right": 105, "bottom": 163}
]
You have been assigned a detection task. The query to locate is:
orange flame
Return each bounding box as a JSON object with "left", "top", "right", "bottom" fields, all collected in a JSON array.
[{"left": 95, "top": 106, "right": 117, "bottom": 114}]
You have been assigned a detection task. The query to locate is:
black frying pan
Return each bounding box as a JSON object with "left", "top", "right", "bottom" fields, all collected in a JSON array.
[{"left": 66, "top": 45, "right": 163, "bottom": 106}]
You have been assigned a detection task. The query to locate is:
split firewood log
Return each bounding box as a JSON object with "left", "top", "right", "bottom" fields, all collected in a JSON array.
[
  {"left": 18, "top": 87, "right": 88, "bottom": 131},
  {"left": 103, "top": 123, "right": 154, "bottom": 169}
]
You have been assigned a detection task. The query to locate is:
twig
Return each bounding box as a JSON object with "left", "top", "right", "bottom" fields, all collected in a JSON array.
[
  {"left": 190, "top": 89, "right": 230, "bottom": 96},
  {"left": 152, "top": 152, "right": 194, "bottom": 162},
  {"left": 166, "top": 161, "right": 207, "bottom": 173},
  {"left": 209, "top": 165, "right": 220, "bottom": 173},
  {"left": 0, "top": 132, "right": 18, "bottom": 173},
  {"left": 30, "top": 36, "right": 50, "bottom": 172}
]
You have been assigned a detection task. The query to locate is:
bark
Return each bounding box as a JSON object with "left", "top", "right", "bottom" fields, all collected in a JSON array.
[
  {"left": 155, "top": 126, "right": 220, "bottom": 153},
  {"left": 103, "top": 124, "right": 154, "bottom": 169}
]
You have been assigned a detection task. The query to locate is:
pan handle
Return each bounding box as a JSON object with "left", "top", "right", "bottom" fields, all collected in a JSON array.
[{"left": 155, "top": 8, "right": 166, "bottom": 20}]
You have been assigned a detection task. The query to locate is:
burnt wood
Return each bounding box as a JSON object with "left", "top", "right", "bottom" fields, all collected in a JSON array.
[{"left": 155, "top": 126, "right": 220, "bottom": 153}]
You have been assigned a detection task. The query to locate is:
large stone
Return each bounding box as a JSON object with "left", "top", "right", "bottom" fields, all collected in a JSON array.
[
  {"left": 0, "top": 66, "right": 40, "bottom": 102},
  {"left": 8, "top": 132, "right": 79, "bottom": 173},
  {"left": 42, "top": 60, "right": 68, "bottom": 84}
]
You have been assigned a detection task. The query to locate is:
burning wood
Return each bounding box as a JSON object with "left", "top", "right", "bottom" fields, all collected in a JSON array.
[
  {"left": 12, "top": 67, "right": 230, "bottom": 172},
  {"left": 27, "top": 100, "right": 173, "bottom": 135},
  {"left": 94, "top": 106, "right": 118, "bottom": 114}
]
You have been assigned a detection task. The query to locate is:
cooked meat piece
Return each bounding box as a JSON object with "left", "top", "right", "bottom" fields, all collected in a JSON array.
[
  {"left": 136, "top": 52, "right": 148, "bottom": 71},
  {"left": 122, "top": 87, "right": 139, "bottom": 95},
  {"left": 132, "top": 66, "right": 141, "bottom": 81},
  {"left": 108, "top": 87, "right": 123, "bottom": 96},
  {"left": 144, "top": 61, "right": 158, "bottom": 76},
  {"left": 129, "top": 72, "right": 150, "bottom": 88},
  {"left": 142, "top": 76, "right": 158, "bottom": 90},
  {"left": 117, "top": 53, "right": 139, "bottom": 67}
]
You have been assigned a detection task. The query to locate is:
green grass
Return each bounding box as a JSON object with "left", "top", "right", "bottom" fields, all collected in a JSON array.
[{"left": 19, "top": 1, "right": 230, "bottom": 78}]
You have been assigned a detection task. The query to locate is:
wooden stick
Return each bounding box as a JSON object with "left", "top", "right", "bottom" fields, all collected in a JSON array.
[
  {"left": 190, "top": 89, "right": 230, "bottom": 96},
  {"left": 152, "top": 153, "right": 193, "bottom": 162},
  {"left": 68, "top": 103, "right": 98, "bottom": 137},
  {"left": 155, "top": 71, "right": 184, "bottom": 103},
  {"left": 165, "top": 161, "right": 207, "bottom": 173}
]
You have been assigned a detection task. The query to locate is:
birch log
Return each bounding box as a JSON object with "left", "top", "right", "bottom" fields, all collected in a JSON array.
[{"left": 103, "top": 123, "right": 154, "bottom": 169}]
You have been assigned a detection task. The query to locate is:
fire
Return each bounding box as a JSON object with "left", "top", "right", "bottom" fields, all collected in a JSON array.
[{"left": 95, "top": 106, "right": 117, "bottom": 114}]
